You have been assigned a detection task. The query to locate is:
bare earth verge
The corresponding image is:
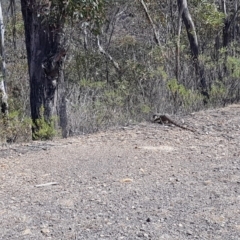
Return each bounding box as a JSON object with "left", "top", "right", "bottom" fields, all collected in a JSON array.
[{"left": 1, "top": 105, "right": 240, "bottom": 240}]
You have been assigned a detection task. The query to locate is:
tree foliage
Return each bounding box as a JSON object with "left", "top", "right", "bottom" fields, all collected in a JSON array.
[
  {"left": 34, "top": 0, "right": 105, "bottom": 29},
  {"left": 2, "top": 0, "right": 240, "bottom": 141}
]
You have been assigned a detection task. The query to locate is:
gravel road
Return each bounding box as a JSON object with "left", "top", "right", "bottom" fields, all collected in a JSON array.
[{"left": 1, "top": 105, "right": 240, "bottom": 239}]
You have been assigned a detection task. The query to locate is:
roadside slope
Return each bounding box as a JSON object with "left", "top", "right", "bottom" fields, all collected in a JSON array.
[{"left": 1, "top": 105, "right": 240, "bottom": 239}]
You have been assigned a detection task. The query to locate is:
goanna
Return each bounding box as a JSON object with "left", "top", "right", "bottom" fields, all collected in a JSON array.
[{"left": 152, "top": 114, "right": 196, "bottom": 132}]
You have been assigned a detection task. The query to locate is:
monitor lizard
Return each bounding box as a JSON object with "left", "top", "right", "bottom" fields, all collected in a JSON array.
[{"left": 152, "top": 114, "right": 196, "bottom": 132}]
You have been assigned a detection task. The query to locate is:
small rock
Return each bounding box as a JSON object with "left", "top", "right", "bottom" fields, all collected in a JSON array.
[
  {"left": 120, "top": 178, "right": 133, "bottom": 183},
  {"left": 203, "top": 180, "right": 212, "bottom": 186},
  {"left": 41, "top": 228, "right": 50, "bottom": 236},
  {"left": 22, "top": 229, "right": 31, "bottom": 235},
  {"left": 146, "top": 218, "right": 151, "bottom": 222}
]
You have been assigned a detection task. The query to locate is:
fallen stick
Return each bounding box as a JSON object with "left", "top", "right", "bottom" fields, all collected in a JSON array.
[{"left": 35, "top": 182, "right": 58, "bottom": 187}]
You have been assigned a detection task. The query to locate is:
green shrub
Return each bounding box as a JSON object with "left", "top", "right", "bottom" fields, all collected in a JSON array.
[
  {"left": 32, "top": 106, "right": 57, "bottom": 140},
  {"left": 167, "top": 78, "right": 203, "bottom": 111},
  {"left": 0, "top": 110, "right": 32, "bottom": 143}
]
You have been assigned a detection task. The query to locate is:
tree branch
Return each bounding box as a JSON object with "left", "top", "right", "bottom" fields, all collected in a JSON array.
[
  {"left": 97, "top": 36, "right": 120, "bottom": 72},
  {"left": 139, "top": 0, "right": 160, "bottom": 46}
]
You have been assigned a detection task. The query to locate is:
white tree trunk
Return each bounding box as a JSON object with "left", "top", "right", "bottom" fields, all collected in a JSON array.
[
  {"left": 177, "top": 0, "right": 209, "bottom": 99},
  {"left": 176, "top": 4, "right": 183, "bottom": 81},
  {"left": 178, "top": 0, "right": 198, "bottom": 58},
  {"left": 0, "top": 0, "right": 8, "bottom": 116}
]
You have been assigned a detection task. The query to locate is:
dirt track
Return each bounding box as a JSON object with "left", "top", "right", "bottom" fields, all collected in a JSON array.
[{"left": 1, "top": 105, "right": 240, "bottom": 239}]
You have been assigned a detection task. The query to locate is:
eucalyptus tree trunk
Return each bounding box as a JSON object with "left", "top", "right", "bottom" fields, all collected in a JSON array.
[
  {"left": 20, "top": 0, "right": 68, "bottom": 138},
  {"left": 176, "top": 2, "right": 183, "bottom": 82},
  {"left": 222, "top": 0, "right": 239, "bottom": 48},
  {"left": 177, "top": 0, "right": 209, "bottom": 99},
  {"left": 0, "top": 1, "right": 8, "bottom": 117},
  {"left": 221, "top": 0, "right": 240, "bottom": 76}
]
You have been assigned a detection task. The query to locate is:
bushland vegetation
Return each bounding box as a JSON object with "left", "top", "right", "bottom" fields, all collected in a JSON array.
[{"left": 0, "top": 0, "right": 239, "bottom": 142}]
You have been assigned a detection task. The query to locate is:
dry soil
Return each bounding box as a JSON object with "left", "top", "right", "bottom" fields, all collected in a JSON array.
[{"left": 0, "top": 105, "right": 240, "bottom": 239}]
